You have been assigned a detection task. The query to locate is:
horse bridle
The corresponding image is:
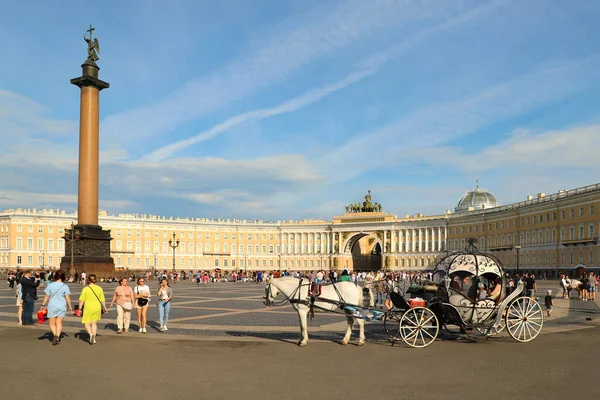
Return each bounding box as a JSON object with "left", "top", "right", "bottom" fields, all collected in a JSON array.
[
  {"left": 263, "top": 282, "right": 275, "bottom": 306},
  {"left": 263, "top": 279, "right": 305, "bottom": 307}
]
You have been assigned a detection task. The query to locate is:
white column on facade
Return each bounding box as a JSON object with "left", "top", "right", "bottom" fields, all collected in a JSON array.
[
  {"left": 327, "top": 232, "right": 330, "bottom": 254},
  {"left": 400, "top": 229, "right": 404, "bottom": 252},
  {"left": 338, "top": 232, "right": 343, "bottom": 253},
  {"left": 287, "top": 233, "right": 291, "bottom": 254},
  {"left": 383, "top": 230, "right": 387, "bottom": 254},
  {"left": 411, "top": 229, "right": 416, "bottom": 252},
  {"left": 425, "top": 228, "right": 429, "bottom": 252},
  {"left": 418, "top": 228, "right": 423, "bottom": 252},
  {"left": 437, "top": 227, "right": 442, "bottom": 251},
  {"left": 300, "top": 233, "right": 304, "bottom": 254},
  {"left": 391, "top": 229, "right": 395, "bottom": 254}
]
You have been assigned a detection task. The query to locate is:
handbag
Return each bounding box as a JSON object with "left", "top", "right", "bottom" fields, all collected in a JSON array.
[
  {"left": 120, "top": 287, "right": 133, "bottom": 311},
  {"left": 136, "top": 285, "right": 148, "bottom": 307}
]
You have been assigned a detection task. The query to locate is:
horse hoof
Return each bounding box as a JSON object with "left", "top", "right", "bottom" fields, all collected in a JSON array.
[
  {"left": 298, "top": 342, "right": 307, "bottom": 347},
  {"left": 340, "top": 340, "right": 348, "bottom": 345},
  {"left": 357, "top": 341, "right": 365, "bottom": 346}
]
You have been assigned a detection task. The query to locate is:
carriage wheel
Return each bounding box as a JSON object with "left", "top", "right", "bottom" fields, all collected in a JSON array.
[
  {"left": 399, "top": 307, "right": 439, "bottom": 348},
  {"left": 383, "top": 311, "right": 403, "bottom": 341},
  {"left": 505, "top": 297, "right": 544, "bottom": 342},
  {"left": 475, "top": 318, "right": 506, "bottom": 337}
]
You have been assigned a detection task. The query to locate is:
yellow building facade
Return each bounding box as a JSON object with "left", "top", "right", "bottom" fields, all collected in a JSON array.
[{"left": 0, "top": 183, "right": 598, "bottom": 276}]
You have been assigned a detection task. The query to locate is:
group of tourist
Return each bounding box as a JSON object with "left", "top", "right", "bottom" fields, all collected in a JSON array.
[
  {"left": 560, "top": 272, "right": 597, "bottom": 300},
  {"left": 9, "top": 270, "right": 175, "bottom": 345}
]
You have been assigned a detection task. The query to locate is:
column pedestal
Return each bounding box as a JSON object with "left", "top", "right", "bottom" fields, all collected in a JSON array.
[{"left": 60, "top": 224, "right": 115, "bottom": 278}]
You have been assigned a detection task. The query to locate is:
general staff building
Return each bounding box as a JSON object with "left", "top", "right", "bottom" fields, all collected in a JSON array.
[{"left": 1, "top": 182, "right": 599, "bottom": 277}]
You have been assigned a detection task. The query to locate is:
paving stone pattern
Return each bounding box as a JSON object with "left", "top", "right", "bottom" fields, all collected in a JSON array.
[{"left": 0, "top": 279, "right": 597, "bottom": 342}]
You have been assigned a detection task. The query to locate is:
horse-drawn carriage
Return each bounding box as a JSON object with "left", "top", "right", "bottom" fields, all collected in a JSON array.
[
  {"left": 383, "top": 238, "right": 544, "bottom": 347},
  {"left": 263, "top": 238, "right": 543, "bottom": 347}
]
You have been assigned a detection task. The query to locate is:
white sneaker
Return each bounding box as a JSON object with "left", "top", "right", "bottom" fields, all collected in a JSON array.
[
  {"left": 139, "top": 328, "right": 143, "bottom": 333},
  {"left": 159, "top": 326, "right": 164, "bottom": 331},
  {"left": 142, "top": 327, "right": 147, "bottom": 333},
  {"left": 163, "top": 326, "right": 168, "bottom": 331}
]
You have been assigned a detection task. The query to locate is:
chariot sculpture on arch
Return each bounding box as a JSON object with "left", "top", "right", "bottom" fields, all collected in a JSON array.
[{"left": 345, "top": 190, "right": 382, "bottom": 213}]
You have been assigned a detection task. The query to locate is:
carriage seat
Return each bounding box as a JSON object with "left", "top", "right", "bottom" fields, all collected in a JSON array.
[
  {"left": 390, "top": 292, "right": 410, "bottom": 311},
  {"left": 447, "top": 288, "right": 496, "bottom": 324}
]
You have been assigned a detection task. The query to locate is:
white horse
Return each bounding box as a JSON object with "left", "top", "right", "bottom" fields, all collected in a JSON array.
[{"left": 264, "top": 277, "right": 365, "bottom": 347}]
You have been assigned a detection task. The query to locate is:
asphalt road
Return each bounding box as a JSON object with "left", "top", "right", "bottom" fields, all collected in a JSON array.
[{"left": 1, "top": 324, "right": 599, "bottom": 400}]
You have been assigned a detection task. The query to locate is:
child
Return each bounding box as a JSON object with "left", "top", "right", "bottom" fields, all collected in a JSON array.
[{"left": 544, "top": 290, "right": 553, "bottom": 317}]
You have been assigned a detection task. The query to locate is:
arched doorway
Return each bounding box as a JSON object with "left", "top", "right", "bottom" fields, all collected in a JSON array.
[
  {"left": 346, "top": 233, "right": 382, "bottom": 271},
  {"left": 575, "top": 264, "right": 586, "bottom": 278}
]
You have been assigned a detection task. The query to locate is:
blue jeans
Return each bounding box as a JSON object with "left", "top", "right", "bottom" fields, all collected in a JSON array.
[
  {"left": 158, "top": 300, "right": 171, "bottom": 326},
  {"left": 22, "top": 294, "right": 35, "bottom": 324},
  {"left": 376, "top": 293, "right": 384, "bottom": 306}
]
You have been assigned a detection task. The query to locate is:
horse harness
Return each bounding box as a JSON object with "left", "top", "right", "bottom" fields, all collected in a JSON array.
[{"left": 269, "top": 278, "right": 349, "bottom": 319}]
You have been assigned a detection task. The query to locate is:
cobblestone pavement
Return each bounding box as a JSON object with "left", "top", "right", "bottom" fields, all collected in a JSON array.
[{"left": 0, "top": 279, "right": 598, "bottom": 343}]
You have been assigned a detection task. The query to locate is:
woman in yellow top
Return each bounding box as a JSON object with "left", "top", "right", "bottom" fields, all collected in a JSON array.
[{"left": 78, "top": 274, "right": 107, "bottom": 345}]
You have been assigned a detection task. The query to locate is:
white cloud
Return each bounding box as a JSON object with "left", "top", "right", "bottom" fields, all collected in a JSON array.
[
  {"left": 416, "top": 124, "right": 600, "bottom": 172},
  {"left": 319, "top": 54, "right": 600, "bottom": 181},
  {"left": 0, "top": 90, "right": 77, "bottom": 138},
  {"left": 101, "top": 0, "right": 469, "bottom": 144},
  {"left": 0, "top": 191, "right": 133, "bottom": 210},
  {"left": 141, "top": 0, "right": 507, "bottom": 162}
]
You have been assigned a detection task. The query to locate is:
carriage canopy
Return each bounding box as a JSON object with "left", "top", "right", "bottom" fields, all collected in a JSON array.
[{"left": 432, "top": 238, "right": 506, "bottom": 301}]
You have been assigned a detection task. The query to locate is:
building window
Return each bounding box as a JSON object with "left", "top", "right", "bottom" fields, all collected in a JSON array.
[
  {"left": 37, "top": 238, "right": 43, "bottom": 249},
  {"left": 127, "top": 230, "right": 132, "bottom": 236},
  {"left": 27, "top": 238, "right": 33, "bottom": 249},
  {"left": 28, "top": 226, "right": 33, "bottom": 233},
  {"left": 580, "top": 207, "right": 584, "bottom": 217},
  {"left": 589, "top": 224, "right": 595, "bottom": 238},
  {"left": 27, "top": 256, "right": 33, "bottom": 264},
  {"left": 17, "top": 225, "right": 22, "bottom": 232},
  {"left": 590, "top": 205, "right": 595, "bottom": 215},
  {"left": 570, "top": 209, "right": 574, "bottom": 218},
  {"left": 38, "top": 226, "right": 43, "bottom": 233},
  {"left": 17, "top": 256, "right": 22, "bottom": 264}
]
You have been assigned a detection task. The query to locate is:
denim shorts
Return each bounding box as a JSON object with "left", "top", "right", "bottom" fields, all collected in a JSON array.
[{"left": 589, "top": 286, "right": 596, "bottom": 293}]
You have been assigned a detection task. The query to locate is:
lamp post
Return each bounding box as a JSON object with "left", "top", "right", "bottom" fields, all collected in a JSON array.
[
  {"left": 514, "top": 245, "right": 521, "bottom": 275},
  {"left": 68, "top": 222, "right": 80, "bottom": 279},
  {"left": 168, "top": 232, "right": 179, "bottom": 273},
  {"left": 39, "top": 250, "right": 47, "bottom": 268},
  {"left": 153, "top": 252, "right": 158, "bottom": 276}
]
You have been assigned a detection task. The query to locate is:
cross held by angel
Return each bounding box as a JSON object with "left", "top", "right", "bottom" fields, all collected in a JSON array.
[{"left": 84, "top": 24, "right": 100, "bottom": 62}]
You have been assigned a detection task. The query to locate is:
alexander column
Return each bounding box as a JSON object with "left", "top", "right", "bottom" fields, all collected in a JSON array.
[{"left": 60, "top": 25, "right": 114, "bottom": 278}]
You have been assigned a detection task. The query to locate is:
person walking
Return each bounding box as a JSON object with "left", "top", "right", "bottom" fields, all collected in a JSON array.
[
  {"left": 109, "top": 278, "right": 135, "bottom": 334},
  {"left": 134, "top": 278, "right": 151, "bottom": 333},
  {"left": 40, "top": 271, "right": 72, "bottom": 345},
  {"left": 156, "top": 277, "right": 173, "bottom": 331},
  {"left": 20, "top": 270, "right": 40, "bottom": 325},
  {"left": 78, "top": 274, "right": 106, "bottom": 345}
]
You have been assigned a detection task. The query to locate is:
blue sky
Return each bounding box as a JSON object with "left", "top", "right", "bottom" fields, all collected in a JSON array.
[{"left": 1, "top": 0, "right": 600, "bottom": 220}]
